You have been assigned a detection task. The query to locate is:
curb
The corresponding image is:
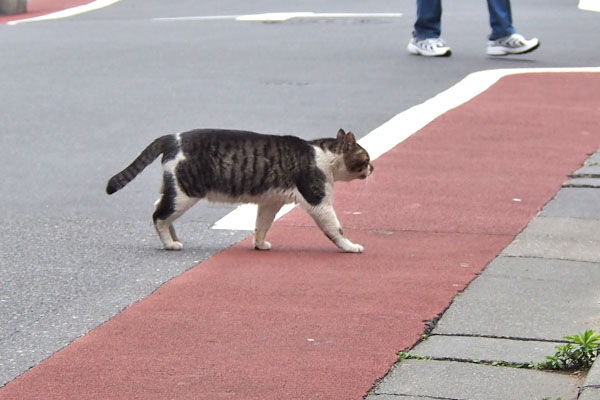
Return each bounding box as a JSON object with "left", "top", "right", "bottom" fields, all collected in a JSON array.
[{"left": 579, "top": 357, "right": 600, "bottom": 399}]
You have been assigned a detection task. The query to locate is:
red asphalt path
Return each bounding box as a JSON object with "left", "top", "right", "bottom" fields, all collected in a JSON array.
[
  {"left": 0, "top": 0, "right": 89, "bottom": 24},
  {"left": 2, "top": 73, "right": 599, "bottom": 399}
]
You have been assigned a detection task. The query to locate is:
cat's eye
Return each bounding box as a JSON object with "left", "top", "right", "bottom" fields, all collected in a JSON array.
[{"left": 351, "top": 159, "right": 370, "bottom": 172}]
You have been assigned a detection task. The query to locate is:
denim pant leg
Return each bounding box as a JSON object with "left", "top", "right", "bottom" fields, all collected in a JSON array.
[
  {"left": 487, "top": 0, "right": 516, "bottom": 40},
  {"left": 414, "top": 0, "right": 442, "bottom": 39}
]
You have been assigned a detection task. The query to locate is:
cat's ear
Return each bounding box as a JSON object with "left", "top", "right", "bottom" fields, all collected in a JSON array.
[
  {"left": 344, "top": 131, "right": 357, "bottom": 146},
  {"left": 337, "top": 129, "right": 346, "bottom": 140}
]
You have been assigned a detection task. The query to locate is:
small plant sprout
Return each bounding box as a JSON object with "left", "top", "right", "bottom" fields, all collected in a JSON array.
[
  {"left": 397, "top": 351, "right": 410, "bottom": 362},
  {"left": 538, "top": 330, "right": 599, "bottom": 371}
]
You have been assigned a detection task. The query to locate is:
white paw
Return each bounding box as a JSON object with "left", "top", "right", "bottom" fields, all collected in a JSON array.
[
  {"left": 341, "top": 242, "right": 364, "bottom": 253},
  {"left": 254, "top": 240, "right": 272, "bottom": 251},
  {"left": 165, "top": 241, "right": 184, "bottom": 251}
]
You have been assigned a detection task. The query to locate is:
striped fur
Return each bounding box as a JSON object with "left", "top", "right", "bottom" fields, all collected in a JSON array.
[
  {"left": 106, "top": 135, "right": 178, "bottom": 195},
  {"left": 106, "top": 128, "right": 373, "bottom": 252}
]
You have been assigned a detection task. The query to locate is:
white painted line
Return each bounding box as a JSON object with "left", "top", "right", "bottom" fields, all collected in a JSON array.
[
  {"left": 212, "top": 203, "right": 296, "bottom": 231},
  {"left": 154, "top": 12, "right": 402, "bottom": 23},
  {"left": 236, "top": 12, "right": 315, "bottom": 22},
  {"left": 579, "top": 0, "right": 600, "bottom": 12},
  {"left": 153, "top": 15, "right": 239, "bottom": 22},
  {"left": 236, "top": 12, "right": 403, "bottom": 22},
  {"left": 7, "top": 0, "right": 122, "bottom": 25},
  {"left": 212, "top": 67, "right": 600, "bottom": 231},
  {"left": 358, "top": 67, "right": 600, "bottom": 161}
]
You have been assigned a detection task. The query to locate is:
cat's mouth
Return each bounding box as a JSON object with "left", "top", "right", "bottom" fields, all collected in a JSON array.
[
  {"left": 359, "top": 164, "right": 374, "bottom": 179},
  {"left": 363, "top": 163, "right": 374, "bottom": 179}
]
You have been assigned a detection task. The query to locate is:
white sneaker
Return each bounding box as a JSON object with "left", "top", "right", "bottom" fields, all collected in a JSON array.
[
  {"left": 407, "top": 37, "right": 452, "bottom": 57},
  {"left": 487, "top": 33, "right": 540, "bottom": 56}
]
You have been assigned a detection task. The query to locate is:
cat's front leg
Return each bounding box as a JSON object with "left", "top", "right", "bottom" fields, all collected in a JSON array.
[
  {"left": 305, "top": 204, "right": 364, "bottom": 253},
  {"left": 254, "top": 201, "right": 285, "bottom": 250}
]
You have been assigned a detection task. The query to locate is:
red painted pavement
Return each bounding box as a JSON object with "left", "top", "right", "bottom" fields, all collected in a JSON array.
[
  {"left": 0, "top": 0, "right": 90, "bottom": 24},
  {"left": 1, "top": 73, "right": 599, "bottom": 399}
]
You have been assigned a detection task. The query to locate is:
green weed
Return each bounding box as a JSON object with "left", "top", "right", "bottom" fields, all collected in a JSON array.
[{"left": 536, "top": 330, "right": 599, "bottom": 371}]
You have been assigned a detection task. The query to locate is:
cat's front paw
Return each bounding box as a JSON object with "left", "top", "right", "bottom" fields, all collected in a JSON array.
[
  {"left": 254, "top": 239, "right": 272, "bottom": 251},
  {"left": 165, "top": 241, "right": 184, "bottom": 251},
  {"left": 341, "top": 242, "right": 364, "bottom": 253}
]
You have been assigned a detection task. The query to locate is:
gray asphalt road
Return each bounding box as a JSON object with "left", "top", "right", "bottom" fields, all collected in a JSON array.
[{"left": 1, "top": 0, "right": 598, "bottom": 387}]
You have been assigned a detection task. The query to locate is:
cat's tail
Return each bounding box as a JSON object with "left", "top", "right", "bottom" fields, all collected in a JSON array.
[{"left": 106, "top": 135, "right": 171, "bottom": 195}]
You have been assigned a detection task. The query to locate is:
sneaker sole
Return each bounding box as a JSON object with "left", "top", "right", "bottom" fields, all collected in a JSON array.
[
  {"left": 407, "top": 43, "right": 452, "bottom": 57},
  {"left": 487, "top": 40, "right": 540, "bottom": 56}
]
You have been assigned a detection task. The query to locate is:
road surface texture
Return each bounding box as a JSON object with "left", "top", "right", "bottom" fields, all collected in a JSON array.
[{"left": 1, "top": 0, "right": 599, "bottom": 398}]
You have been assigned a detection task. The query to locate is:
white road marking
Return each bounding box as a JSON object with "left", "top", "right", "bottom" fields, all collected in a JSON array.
[
  {"left": 212, "top": 203, "right": 296, "bottom": 231},
  {"left": 237, "top": 12, "right": 403, "bottom": 22},
  {"left": 7, "top": 0, "right": 122, "bottom": 25},
  {"left": 212, "top": 67, "right": 600, "bottom": 231},
  {"left": 153, "top": 15, "right": 239, "bottom": 22},
  {"left": 579, "top": 0, "right": 600, "bottom": 12},
  {"left": 359, "top": 67, "right": 600, "bottom": 161},
  {"left": 154, "top": 12, "right": 402, "bottom": 23}
]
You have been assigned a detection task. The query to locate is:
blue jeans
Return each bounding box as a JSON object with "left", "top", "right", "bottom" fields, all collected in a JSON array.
[{"left": 413, "top": 0, "right": 516, "bottom": 40}]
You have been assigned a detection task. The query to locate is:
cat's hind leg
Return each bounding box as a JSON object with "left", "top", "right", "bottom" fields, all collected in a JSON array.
[
  {"left": 254, "top": 201, "right": 285, "bottom": 250},
  {"left": 154, "top": 195, "right": 197, "bottom": 250},
  {"left": 303, "top": 203, "right": 364, "bottom": 253},
  {"left": 153, "top": 172, "right": 197, "bottom": 250}
]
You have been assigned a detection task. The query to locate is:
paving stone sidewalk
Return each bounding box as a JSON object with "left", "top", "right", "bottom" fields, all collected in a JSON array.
[{"left": 366, "top": 149, "right": 600, "bottom": 400}]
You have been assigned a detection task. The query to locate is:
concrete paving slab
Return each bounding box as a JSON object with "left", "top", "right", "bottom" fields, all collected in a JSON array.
[
  {"left": 583, "top": 357, "right": 600, "bottom": 388},
  {"left": 573, "top": 164, "right": 600, "bottom": 176},
  {"left": 434, "top": 256, "right": 600, "bottom": 340},
  {"left": 540, "top": 188, "right": 600, "bottom": 219},
  {"left": 579, "top": 388, "right": 600, "bottom": 400},
  {"left": 586, "top": 150, "right": 600, "bottom": 165},
  {"left": 368, "top": 359, "right": 582, "bottom": 400},
  {"left": 502, "top": 217, "right": 600, "bottom": 262},
  {"left": 563, "top": 178, "right": 600, "bottom": 188},
  {"left": 411, "top": 335, "right": 561, "bottom": 365}
]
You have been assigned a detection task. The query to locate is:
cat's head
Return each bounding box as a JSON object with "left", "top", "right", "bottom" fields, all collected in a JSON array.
[{"left": 335, "top": 129, "right": 374, "bottom": 181}]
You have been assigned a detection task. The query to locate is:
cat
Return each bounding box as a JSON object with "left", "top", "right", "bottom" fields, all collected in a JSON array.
[{"left": 106, "top": 128, "right": 373, "bottom": 253}]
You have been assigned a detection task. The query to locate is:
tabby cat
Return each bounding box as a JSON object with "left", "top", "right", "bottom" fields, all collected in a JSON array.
[{"left": 106, "top": 128, "right": 373, "bottom": 252}]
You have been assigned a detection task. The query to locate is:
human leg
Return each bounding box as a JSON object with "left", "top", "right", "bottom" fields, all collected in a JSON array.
[
  {"left": 413, "top": 0, "right": 442, "bottom": 39},
  {"left": 486, "top": 0, "right": 515, "bottom": 40}
]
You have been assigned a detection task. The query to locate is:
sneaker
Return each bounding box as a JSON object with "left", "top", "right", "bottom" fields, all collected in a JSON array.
[
  {"left": 407, "top": 37, "right": 452, "bottom": 57},
  {"left": 487, "top": 33, "right": 540, "bottom": 56}
]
